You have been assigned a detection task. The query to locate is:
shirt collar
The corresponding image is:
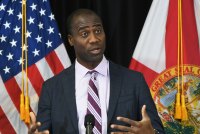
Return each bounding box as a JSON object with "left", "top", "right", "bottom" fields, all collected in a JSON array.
[{"left": 75, "top": 55, "right": 108, "bottom": 78}]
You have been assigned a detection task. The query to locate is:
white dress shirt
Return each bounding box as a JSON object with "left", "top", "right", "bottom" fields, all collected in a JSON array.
[{"left": 75, "top": 56, "right": 110, "bottom": 134}]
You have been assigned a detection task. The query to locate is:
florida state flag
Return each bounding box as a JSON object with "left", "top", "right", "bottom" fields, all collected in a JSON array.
[{"left": 129, "top": 0, "right": 200, "bottom": 133}]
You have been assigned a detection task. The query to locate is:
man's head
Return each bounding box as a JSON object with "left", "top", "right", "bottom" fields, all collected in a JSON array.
[{"left": 67, "top": 9, "right": 106, "bottom": 69}]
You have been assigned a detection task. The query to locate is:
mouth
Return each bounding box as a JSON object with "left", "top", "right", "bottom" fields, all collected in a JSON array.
[{"left": 89, "top": 48, "right": 102, "bottom": 55}]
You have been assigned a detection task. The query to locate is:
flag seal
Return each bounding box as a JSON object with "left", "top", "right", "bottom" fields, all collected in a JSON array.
[{"left": 150, "top": 64, "right": 200, "bottom": 133}]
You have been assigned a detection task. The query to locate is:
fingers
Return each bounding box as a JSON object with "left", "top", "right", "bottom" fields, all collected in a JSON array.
[
  {"left": 141, "top": 105, "right": 150, "bottom": 121},
  {"left": 111, "top": 124, "right": 134, "bottom": 133},
  {"left": 29, "top": 126, "right": 49, "bottom": 134},
  {"left": 30, "top": 122, "right": 41, "bottom": 132},
  {"left": 116, "top": 117, "right": 141, "bottom": 128},
  {"left": 111, "top": 132, "right": 131, "bottom": 134},
  {"left": 111, "top": 105, "right": 153, "bottom": 133},
  {"left": 29, "top": 112, "right": 42, "bottom": 134},
  {"left": 28, "top": 112, "right": 49, "bottom": 134},
  {"left": 40, "top": 130, "right": 49, "bottom": 134},
  {"left": 111, "top": 117, "right": 141, "bottom": 133},
  {"left": 30, "top": 112, "right": 36, "bottom": 124}
]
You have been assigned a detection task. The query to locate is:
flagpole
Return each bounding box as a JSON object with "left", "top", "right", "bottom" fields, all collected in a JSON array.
[
  {"left": 20, "top": 0, "right": 26, "bottom": 121},
  {"left": 20, "top": 0, "right": 30, "bottom": 124},
  {"left": 24, "top": 0, "right": 30, "bottom": 124},
  {"left": 174, "top": 0, "right": 182, "bottom": 120},
  {"left": 179, "top": 0, "right": 188, "bottom": 121}
]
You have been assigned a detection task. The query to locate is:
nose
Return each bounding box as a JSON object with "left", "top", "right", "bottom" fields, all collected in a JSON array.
[{"left": 89, "top": 33, "right": 99, "bottom": 44}]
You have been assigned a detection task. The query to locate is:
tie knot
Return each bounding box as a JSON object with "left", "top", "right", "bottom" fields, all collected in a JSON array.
[
  {"left": 88, "top": 70, "right": 97, "bottom": 75},
  {"left": 88, "top": 70, "right": 98, "bottom": 79}
]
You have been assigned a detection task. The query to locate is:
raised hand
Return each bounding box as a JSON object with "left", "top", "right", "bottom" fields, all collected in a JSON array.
[
  {"left": 110, "top": 105, "right": 154, "bottom": 134},
  {"left": 28, "top": 112, "right": 49, "bottom": 134}
]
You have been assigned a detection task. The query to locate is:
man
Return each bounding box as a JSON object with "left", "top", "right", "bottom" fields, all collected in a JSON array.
[{"left": 29, "top": 9, "right": 164, "bottom": 134}]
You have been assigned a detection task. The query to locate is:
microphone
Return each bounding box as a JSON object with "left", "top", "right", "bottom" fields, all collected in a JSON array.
[{"left": 84, "top": 114, "right": 95, "bottom": 134}]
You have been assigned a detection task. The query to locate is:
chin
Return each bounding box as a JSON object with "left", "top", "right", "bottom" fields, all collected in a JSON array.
[{"left": 88, "top": 54, "right": 103, "bottom": 62}]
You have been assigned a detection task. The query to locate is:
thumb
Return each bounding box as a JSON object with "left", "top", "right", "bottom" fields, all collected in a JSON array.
[
  {"left": 30, "top": 112, "right": 36, "bottom": 124},
  {"left": 141, "top": 105, "right": 149, "bottom": 120},
  {"left": 41, "top": 130, "right": 50, "bottom": 134}
]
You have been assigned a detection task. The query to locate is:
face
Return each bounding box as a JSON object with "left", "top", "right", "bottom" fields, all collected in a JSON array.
[{"left": 68, "top": 13, "right": 106, "bottom": 69}]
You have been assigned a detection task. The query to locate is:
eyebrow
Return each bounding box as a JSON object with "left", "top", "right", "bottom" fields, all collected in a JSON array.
[{"left": 77, "top": 23, "right": 102, "bottom": 32}]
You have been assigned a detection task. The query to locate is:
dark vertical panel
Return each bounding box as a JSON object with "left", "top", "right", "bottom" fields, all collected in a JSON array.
[{"left": 50, "top": 0, "right": 152, "bottom": 67}]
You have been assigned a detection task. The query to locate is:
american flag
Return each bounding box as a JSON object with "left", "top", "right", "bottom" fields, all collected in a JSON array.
[{"left": 0, "top": 0, "right": 71, "bottom": 133}]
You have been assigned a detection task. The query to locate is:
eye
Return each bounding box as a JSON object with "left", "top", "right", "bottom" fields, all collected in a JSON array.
[
  {"left": 95, "top": 29, "right": 101, "bottom": 34},
  {"left": 81, "top": 32, "right": 88, "bottom": 38}
]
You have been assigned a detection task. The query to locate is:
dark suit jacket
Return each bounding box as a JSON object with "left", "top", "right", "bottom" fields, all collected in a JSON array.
[{"left": 37, "top": 61, "right": 164, "bottom": 134}]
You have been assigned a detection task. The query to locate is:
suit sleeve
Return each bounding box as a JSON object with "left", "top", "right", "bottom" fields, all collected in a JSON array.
[
  {"left": 137, "top": 73, "right": 165, "bottom": 133},
  {"left": 36, "top": 80, "right": 52, "bottom": 132}
]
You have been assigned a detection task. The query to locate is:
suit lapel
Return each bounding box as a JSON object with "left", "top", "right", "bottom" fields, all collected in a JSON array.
[
  {"left": 60, "top": 62, "right": 123, "bottom": 131},
  {"left": 62, "top": 64, "right": 79, "bottom": 132},
  {"left": 107, "top": 62, "right": 122, "bottom": 125}
]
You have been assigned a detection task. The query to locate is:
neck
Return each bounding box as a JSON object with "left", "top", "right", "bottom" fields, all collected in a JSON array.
[{"left": 77, "top": 57, "right": 103, "bottom": 70}]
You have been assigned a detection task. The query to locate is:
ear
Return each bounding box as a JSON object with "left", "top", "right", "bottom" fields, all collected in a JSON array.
[{"left": 68, "top": 34, "right": 74, "bottom": 46}]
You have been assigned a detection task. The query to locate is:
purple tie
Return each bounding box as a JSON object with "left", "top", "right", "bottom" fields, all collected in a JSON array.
[{"left": 87, "top": 71, "right": 102, "bottom": 134}]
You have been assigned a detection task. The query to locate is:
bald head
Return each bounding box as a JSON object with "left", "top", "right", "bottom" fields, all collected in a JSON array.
[{"left": 66, "top": 9, "right": 102, "bottom": 35}]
